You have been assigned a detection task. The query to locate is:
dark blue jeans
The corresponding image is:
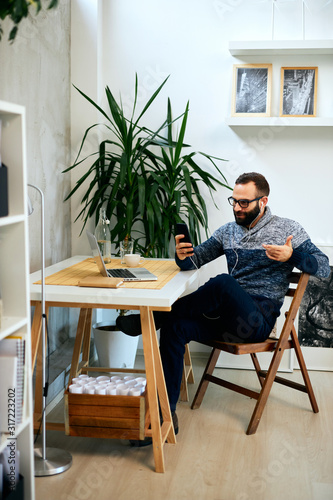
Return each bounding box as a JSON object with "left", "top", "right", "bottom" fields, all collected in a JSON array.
[{"left": 158, "top": 273, "right": 279, "bottom": 412}]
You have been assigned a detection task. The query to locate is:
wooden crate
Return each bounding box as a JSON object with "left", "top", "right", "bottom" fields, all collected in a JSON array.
[{"left": 64, "top": 389, "right": 147, "bottom": 440}]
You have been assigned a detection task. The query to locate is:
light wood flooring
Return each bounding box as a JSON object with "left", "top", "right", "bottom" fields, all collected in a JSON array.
[{"left": 34, "top": 354, "right": 333, "bottom": 500}]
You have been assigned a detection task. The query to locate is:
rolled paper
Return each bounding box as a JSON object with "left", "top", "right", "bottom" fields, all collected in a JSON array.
[
  {"left": 106, "top": 383, "right": 116, "bottom": 389},
  {"left": 116, "top": 384, "right": 129, "bottom": 396},
  {"left": 85, "top": 382, "right": 97, "bottom": 389},
  {"left": 95, "top": 386, "right": 107, "bottom": 395},
  {"left": 106, "top": 386, "right": 117, "bottom": 395},
  {"left": 130, "top": 385, "right": 144, "bottom": 396},
  {"left": 69, "top": 384, "right": 83, "bottom": 394},
  {"left": 124, "top": 379, "right": 137, "bottom": 387},
  {"left": 77, "top": 379, "right": 90, "bottom": 385},
  {"left": 135, "top": 377, "right": 146, "bottom": 385},
  {"left": 115, "top": 378, "right": 125, "bottom": 385},
  {"left": 84, "top": 385, "right": 96, "bottom": 394}
]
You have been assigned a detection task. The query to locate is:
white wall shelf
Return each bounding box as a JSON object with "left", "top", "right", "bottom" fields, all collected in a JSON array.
[
  {"left": 0, "top": 101, "right": 35, "bottom": 499},
  {"left": 225, "top": 117, "right": 333, "bottom": 127},
  {"left": 227, "top": 40, "right": 333, "bottom": 128},
  {"left": 229, "top": 40, "right": 333, "bottom": 56}
]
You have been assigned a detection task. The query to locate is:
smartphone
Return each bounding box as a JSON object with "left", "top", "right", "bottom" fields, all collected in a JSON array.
[{"left": 175, "top": 223, "right": 193, "bottom": 245}]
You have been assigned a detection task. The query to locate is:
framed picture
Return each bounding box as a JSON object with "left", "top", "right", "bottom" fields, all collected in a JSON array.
[
  {"left": 231, "top": 64, "right": 272, "bottom": 117},
  {"left": 280, "top": 67, "right": 318, "bottom": 117}
]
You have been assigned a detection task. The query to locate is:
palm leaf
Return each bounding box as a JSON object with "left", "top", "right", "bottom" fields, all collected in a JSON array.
[{"left": 134, "top": 75, "right": 170, "bottom": 125}]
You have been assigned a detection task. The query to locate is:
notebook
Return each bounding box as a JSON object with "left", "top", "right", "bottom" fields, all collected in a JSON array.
[{"left": 86, "top": 231, "right": 157, "bottom": 281}]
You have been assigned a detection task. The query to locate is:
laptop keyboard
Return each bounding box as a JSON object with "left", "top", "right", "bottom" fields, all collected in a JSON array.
[{"left": 107, "top": 268, "right": 137, "bottom": 279}]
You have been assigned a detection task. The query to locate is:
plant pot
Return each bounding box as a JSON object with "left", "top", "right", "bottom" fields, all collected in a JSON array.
[{"left": 93, "top": 321, "right": 139, "bottom": 369}]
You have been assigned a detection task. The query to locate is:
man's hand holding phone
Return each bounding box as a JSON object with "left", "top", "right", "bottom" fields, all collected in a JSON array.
[
  {"left": 175, "top": 234, "right": 194, "bottom": 260},
  {"left": 175, "top": 223, "right": 194, "bottom": 261}
]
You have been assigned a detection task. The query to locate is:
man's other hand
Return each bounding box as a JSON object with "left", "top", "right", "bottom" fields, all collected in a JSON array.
[{"left": 262, "top": 235, "right": 293, "bottom": 262}]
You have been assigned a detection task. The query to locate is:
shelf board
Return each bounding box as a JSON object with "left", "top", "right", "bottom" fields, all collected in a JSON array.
[
  {"left": 0, "top": 418, "right": 31, "bottom": 454},
  {"left": 0, "top": 316, "right": 28, "bottom": 341},
  {"left": 225, "top": 116, "right": 333, "bottom": 127},
  {"left": 229, "top": 40, "right": 333, "bottom": 56},
  {"left": 0, "top": 214, "right": 25, "bottom": 227},
  {"left": 0, "top": 100, "right": 25, "bottom": 116}
]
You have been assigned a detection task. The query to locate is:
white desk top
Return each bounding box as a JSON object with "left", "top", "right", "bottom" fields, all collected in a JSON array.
[{"left": 29, "top": 256, "right": 199, "bottom": 309}]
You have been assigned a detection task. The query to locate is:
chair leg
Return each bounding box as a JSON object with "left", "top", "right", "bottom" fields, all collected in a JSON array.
[
  {"left": 290, "top": 325, "right": 319, "bottom": 413},
  {"left": 180, "top": 357, "right": 189, "bottom": 402},
  {"left": 250, "top": 353, "right": 265, "bottom": 388},
  {"left": 180, "top": 344, "right": 195, "bottom": 402},
  {"left": 185, "top": 343, "right": 195, "bottom": 384},
  {"left": 191, "top": 348, "right": 221, "bottom": 410},
  {"left": 246, "top": 344, "right": 287, "bottom": 435}
]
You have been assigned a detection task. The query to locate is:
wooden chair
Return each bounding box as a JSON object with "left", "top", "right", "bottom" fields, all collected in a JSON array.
[{"left": 191, "top": 272, "right": 319, "bottom": 435}]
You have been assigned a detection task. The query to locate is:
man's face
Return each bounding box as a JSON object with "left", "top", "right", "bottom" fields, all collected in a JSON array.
[{"left": 232, "top": 181, "right": 262, "bottom": 227}]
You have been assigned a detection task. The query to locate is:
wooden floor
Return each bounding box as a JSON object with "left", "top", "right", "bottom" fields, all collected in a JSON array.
[{"left": 35, "top": 355, "right": 333, "bottom": 500}]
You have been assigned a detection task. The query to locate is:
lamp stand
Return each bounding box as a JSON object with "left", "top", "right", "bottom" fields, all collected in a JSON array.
[{"left": 28, "top": 184, "right": 72, "bottom": 476}]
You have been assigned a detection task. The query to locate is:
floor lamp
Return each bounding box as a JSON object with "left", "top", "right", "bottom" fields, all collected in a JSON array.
[{"left": 28, "top": 184, "right": 72, "bottom": 476}]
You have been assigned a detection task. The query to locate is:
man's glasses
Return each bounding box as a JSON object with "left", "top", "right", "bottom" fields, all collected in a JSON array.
[{"left": 228, "top": 196, "right": 263, "bottom": 209}]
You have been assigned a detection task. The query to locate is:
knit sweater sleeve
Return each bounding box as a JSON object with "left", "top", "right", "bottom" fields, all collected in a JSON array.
[{"left": 288, "top": 240, "right": 330, "bottom": 278}]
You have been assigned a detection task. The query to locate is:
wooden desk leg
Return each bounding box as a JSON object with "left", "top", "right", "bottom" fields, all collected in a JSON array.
[
  {"left": 81, "top": 308, "right": 93, "bottom": 368},
  {"left": 148, "top": 309, "right": 175, "bottom": 445},
  {"left": 140, "top": 306, "right": 175, "bottom": 473},
  {"left": 68, "top": 308, "right": 91, "bottom": 383},
  {"left": 31, "top": 301, "right": 42, "bottom": 374}
]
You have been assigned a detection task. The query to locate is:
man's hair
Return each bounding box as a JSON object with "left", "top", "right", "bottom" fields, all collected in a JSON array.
[{"left": 235, "top": 172, "right": 270, "bottom": 197}]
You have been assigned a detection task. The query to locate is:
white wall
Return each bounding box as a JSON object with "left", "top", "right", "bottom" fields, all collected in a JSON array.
[
  {"left": 71, "top": 0, "right": 99, "bottom": 251},
  {"left": 0, "top": 2, "right": 72, "bottom": 272},
  {"left": 71, "top": 0, "right": 333, "bottom": 351},
  {"left": 0, "top": 2, "right": 72, "bottom": 351}
]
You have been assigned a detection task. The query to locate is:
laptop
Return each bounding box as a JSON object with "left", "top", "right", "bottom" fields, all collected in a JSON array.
[{"left": 86, "top": 231, "right": 158, "bottom": 282}]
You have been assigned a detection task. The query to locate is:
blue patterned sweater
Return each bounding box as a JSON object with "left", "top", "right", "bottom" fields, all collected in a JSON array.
[{"left": 176, "top": 207, "right": 330, "bottom": 312}]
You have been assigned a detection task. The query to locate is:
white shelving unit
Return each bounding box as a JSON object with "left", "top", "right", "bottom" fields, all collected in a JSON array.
[
  {"left": 225, "top": 117, "right": 333, "bottom": 127},
  {"left": 0, "top": 101, "right": 35, "bottom": 499},
  {"left": 229, "top": 39, "right": 333, "bottom": 56},
  {"left": 227, "top": 40, "right": 333, "bottom": 127}
]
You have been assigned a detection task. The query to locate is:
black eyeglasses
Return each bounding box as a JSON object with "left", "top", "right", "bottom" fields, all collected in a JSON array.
[{"left": 228, "top": 196, "right": 263, "bottom": 209}]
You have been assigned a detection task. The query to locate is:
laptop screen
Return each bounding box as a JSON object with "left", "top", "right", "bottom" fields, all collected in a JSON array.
[{"left": 86, "top": 231, "right": 108, "bottom": 277}]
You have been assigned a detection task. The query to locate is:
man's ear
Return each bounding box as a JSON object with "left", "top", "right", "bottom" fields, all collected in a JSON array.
[{"left": 261, "top": 197, "right": 268, "bottom": 209}]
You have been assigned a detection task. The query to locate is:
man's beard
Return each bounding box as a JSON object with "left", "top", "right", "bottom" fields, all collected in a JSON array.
[{"left": 234, "top": 202, "right": 261, "bottom": 227}]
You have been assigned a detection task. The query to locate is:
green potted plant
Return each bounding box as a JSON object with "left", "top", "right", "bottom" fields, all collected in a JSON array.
[
  {"left": 64, "top": 74, "right": 231, "bottom": 257},
  {"left": 64, "top": 75, "right": 231, "bottom": 368}
]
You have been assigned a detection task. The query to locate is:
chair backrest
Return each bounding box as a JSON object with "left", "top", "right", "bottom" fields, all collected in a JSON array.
[
  {"left": 279, "top": 272, "right": 310, "bottom": 344},
  {"left": 286, "top": 271, "right": 309, "bottom": 296}
]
